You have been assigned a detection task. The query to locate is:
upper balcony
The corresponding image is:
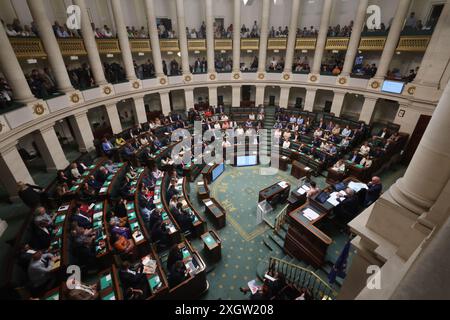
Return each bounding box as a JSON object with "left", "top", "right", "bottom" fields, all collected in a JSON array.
[{"left": 7, "top": 35, "right": 432, "bottom": 59}]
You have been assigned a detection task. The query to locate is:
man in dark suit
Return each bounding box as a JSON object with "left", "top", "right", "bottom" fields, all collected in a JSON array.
[
  {"left": 151, "top": 221, "right": 169, "bottom": 247},
  {"left": 335, "top": 188, "right": 360, "bottom": 223},
  {"left": 168, "top": 261, "right": 188, "bottom": 288},
  {"left": 72, "top": 207, "right": 93, "bottom": 229},
  {"left": 118, "top": 261, "right": 149, "bottom": 299},
  {"left": 364, "top": 176, "right": 382, "bottom": 207},
  {"left": 348, "top": 150, "right": 361, "bottom": 164}
]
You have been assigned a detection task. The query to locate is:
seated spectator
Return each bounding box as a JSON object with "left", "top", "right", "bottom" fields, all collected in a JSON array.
[
  {"left": 359, "top": 142, "right": 370, "bottom": 156},
  {"left": 28, "top": 251, "right": 58, "bottom": 296},
  {"left": 364, "top": 176, "right": 382, "bottom": 206},
  {"left": 306, "top": 181, "right": 320, "bottom": 198},
  {"left": 333, "top": 159, "right": 346, "bottom": 172},
  {"left": 17, "top": 181, "right": 45, "bottom": 209}
]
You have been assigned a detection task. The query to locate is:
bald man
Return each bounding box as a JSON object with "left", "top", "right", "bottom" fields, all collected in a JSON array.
[{"left": 364, "top": 176, "right": 382, "bottom": 207}]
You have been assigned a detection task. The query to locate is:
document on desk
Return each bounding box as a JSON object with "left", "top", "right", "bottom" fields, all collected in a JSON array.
[
  {"left": 278, "top": 181, "right": 289, "bottom": 189},
  {"left": 303, "top": 208, "right": 320, "bottom": 221},
  {"left": 204, "top": 200, "right": 214, "bottom": 206},
  {"left": 99, "top": 187, "right": 108, "bottom": 194},
  {"left": 197, "top": 181, "right": 204, "bottom": 186},
  {"left": 297, "top": 187, "right": 307, "bottom": 195},
  {"left": 326, "top": 197, "right": 340, "bottom": 207},
  {"left": 348, "top": 181, "right": 368, "bottom": 192}
]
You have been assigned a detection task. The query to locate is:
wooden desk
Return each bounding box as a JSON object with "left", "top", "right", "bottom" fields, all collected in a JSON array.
[
  {"left": 197, "top": 178, "right": 210, "bottom": 200},
  {"left": 202, "top": 198, "right": 226, "bottom": 229},
  {"left": 98, "top": 265, "right": 123, "bottom": 300},
  {"left": 168, "top": 240, "right": 208, "bottom": 299},
  {"left": 140, "top": 249, "right": 169, "bottom": 299},
  {"left": 286, "top": 183, "right": 309, "bottom": 212},
  {"left": 284, "top": 204, "right": 332, "bottom": 268},
  {"left": 154, "top": 176, "right": 181, "bottom": 244},
  {"left": 326, "top": 167, "right": 348, "bottom": 184},
  {"left": 291, "top": 160, "right": 312, "bottom": 180},
  {"left": 271, "top": 155, "right": 289, "bottom": 171},
  {"left": 182, "top": 177, "right": 207, "bottom": 237},
  {"left": 201, "top": 230, "right": 222, "bottom": 262},
  {"left": 258, "top": 181, "right": 291, "bottom": 207}
]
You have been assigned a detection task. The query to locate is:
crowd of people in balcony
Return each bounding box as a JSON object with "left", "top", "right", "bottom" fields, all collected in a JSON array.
[
  {"left": 293, "top": 56, "right": 311, "bottom": 73},
  {"left": 270, "top": 26, "right": 289, "bottom": 38},
  {"left": 241, "top": 21, "right": 260, "bottom": 38},
  {"left": 214, "top": 23, "right": 233, "bottom": 39},
  {"left": 215, "top": 55, "right": 233, "bottom": 72},
  {"left": 3, "top": 19, "right": 38, "bottom": 37},
  {"left": 327, "top": 22, "right": 353, "bottom": 37},
  {"left": 190, "top": 57, "right": 208, "bottom": 74},
  {"left": 267, "top": 56, "right": 285, "bottom": 72},
  {"left": 158, "top": 23, "right": 176, "bottom": 39},
  {"left": 186, "top": 22, "right": 206, "bottom": 39}
]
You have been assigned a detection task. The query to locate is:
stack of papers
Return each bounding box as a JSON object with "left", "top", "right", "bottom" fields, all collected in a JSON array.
[
  {"left": 302, "top": 208, "right": 320, "bottom": 221},
  {"left": 348, "top": 181, "right": 368, "bottom": 193},
  {"left": 296, "top": 185, "right": 310, "bottom": 195},
  {"left": 204, "top": 200, "right": 213, "bottom": 206}
]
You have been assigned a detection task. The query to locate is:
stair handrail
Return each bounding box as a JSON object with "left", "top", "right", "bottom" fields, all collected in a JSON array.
[
  {"left": 274, "top": 204, "right": 289, "bottom": 232},
  {"left": 268, "top": 256, "right": 338, "bottom": 300}
]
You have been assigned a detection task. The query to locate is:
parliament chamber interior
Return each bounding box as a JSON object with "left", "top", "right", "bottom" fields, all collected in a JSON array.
[{"left": 0, "top": 0, "right": 449, "bottom": 302}]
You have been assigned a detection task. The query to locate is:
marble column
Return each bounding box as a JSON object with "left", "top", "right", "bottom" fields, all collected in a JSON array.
[
  {"left": 412, "top": 1, "right": 450, "bottom": 88},
  {"left": 145, "top": 0, "right": 165, "bottom": 78},
  {"left": 303, "top": 88, "right": 317, "bottom": 112},
  {"left": 185, "top": 89, "right": 195, "bottom": 111},
  {"left": 232, "top": 86, "right": 241, "bottom": 107},
  {"left": 283, "top": 0, "right": 301, "bottom": 74},
  {"left": 358, "top": 96, "right": 378, "bottom": 123},
  {"left": 232, "top": 0, "right": 241, "bottom": 74},
  {"left": 330, "top": 92, "right": 346, "bottom": 116},
  {"left": 160, "top": 91, "right": 172, "bottom": 115},
  {"left": 132, "top": 96, "right": 148, "bottom": 125},
  {"left": 27, "top": 0, "right": 74, "bottom": 92},
  {"left": 33, "top": 124, "right": 70, "bottom": 172},
  {"left": 74, "top": 0, "right": 107, "bottom": 85},
  {"left": 387, "top": 77, "right": 450, "bottom": 214},
  {"left": 105, "top": 103, "right": 122, "bottom": 134},
  {"left": 175, "top": 0, "right": 191, "bottom": 75},
  {"left": 205, "top": 0, "right": 215, "bottom": 75},
  {"left": 341, "top": 0, "right": 369, "bottom": 77},
  {"left": 208, "top": 86, "right": 218, "bottom": 106},
  {"left": 257, "top": 0, "right": 270, "bottom": 74},
  {"left": 374, "top": 0, "right": 412, "bottom": 79},
  {"left": 311, "top": 0, "right": 333, "bottom": 75},
  {"left": 111, "top": 0, "right": 137, "bottom": 80},
  {"left": 0, "top": 142, "right": 35, "bottom": 201},
  {"left": 279, "top": 87, "right": 291, "bottom": 109},
  {"left": 0, "top": 22, "right": 35, "bottom": 103},
  {"left": 68, "top": 112, "right": 95, "bottom": 153},
  {"left": 255, "top": 85, "right": 265, "bottom": 106}
]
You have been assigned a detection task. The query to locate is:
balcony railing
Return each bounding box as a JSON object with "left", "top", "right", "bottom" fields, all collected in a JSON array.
[
  {"left": 214, "top": 39, "right": 232, "bottom": 51},
  {"left": 57, "top": 38, "right": 87, "bottom": 56},
  {"left": 268, "top": 38, "right": 287, "bottom": 50},
  {"left": 8, "top": 35, "right": 432, "bottom": 59},
  {"left": 396, "top": 36, "right": 431, "bottom": 52},
  {"left": 187, "top": 39, "right": 206, "bottom": 51},
  {"left": 129, "top": 39, "right": 151, "bottom": 53},
  {"left": 159, "top": 39, "right": 180, "bottom": 52},
  {"left": 241, "top": 38, "right": 259, "bottom": 51},
  {"left": 295, "top": 38, "right": 317, "bottom": 50},
  {"left": 325, "top": 37, "right": 350, "bottom": 50},
  {"left": 9, "top": 37, "right": 47, "bottom": 58}
]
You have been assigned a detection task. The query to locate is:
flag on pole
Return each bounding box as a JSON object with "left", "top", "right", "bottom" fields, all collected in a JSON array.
[{"left": 328, "top": 239, "right": 351, "bottom": 284}]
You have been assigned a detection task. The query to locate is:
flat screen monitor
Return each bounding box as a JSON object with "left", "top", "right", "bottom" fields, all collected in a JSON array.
[
  {"left": 236, "top": 155, "right": 257, "bottom": 167},
  {"left": 211, "top": 163, "right": 225, "bottom": 182},
  {"left": 381, "top": 80, "right": 405, "bottom": 94}
]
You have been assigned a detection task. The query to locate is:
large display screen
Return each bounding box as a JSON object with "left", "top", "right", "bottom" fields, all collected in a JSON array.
[
  {"left": 211, "top": 163, "right": 225, "bottom": 181},
  {"left": 236, "top": 155, "right": 258, "bottom": 167},
  {"left": 381, "top": 80, "right": 405, "bottom": 94}
]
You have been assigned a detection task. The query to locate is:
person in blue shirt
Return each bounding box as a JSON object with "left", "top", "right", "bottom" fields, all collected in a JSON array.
[
  {"left": 102, "top": 137, "right": 114, "bottom": 156},
  {"left": 122, "top": 143, "right": 136, "bottom": 160}
]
